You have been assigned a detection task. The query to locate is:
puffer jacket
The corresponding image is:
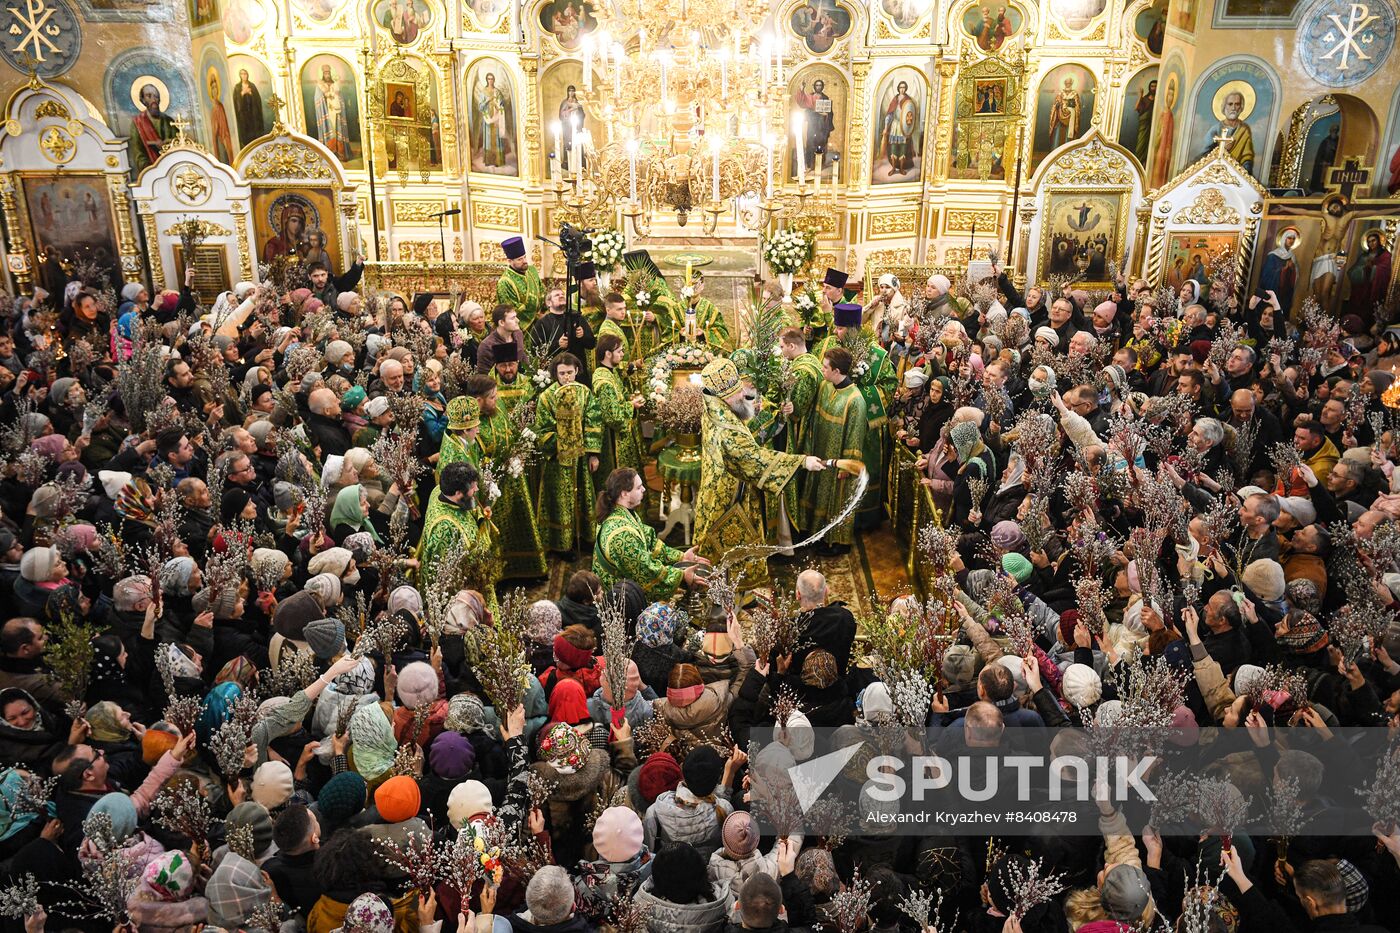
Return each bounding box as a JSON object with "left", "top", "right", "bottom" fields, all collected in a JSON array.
[
  {"left": 642, "top": 786, "right": 733, "bottom": 860},
  {"left": 633, "top": 876, "right": 732, "bottom": 933},
  {"left": 707, "top": 847, "right": 778, "bottom": 901},
  {"left": 653, "top": 646, "right": 755, "bottom": 750}
]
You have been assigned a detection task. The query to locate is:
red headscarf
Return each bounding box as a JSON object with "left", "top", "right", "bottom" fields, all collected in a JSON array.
[{"left": 546, "top": 677, "right": 591, "bottom": 727}]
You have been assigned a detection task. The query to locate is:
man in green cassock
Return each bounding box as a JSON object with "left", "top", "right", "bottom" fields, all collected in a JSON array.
[
  {"left": 495, "top": 235, "right": 544, "bottom": 331},
  {"left": 597, "top": 292, "right": 632, "bottom": 365},
  {"left": 417, "top": 461, "right": 488, "bottom": 595},
  {"left": 489, "top": 338, "right": 533, "bottom": 418},
  {"left": 694, "top": 357, "right": 827, "bottom": 588},
  {"left": 592, "top": 333, "right": 643, "bottom": 480},
  {"left": 464, "top": 374, "right": 547, "bottom": 581},
  {"left": 594, "top": 467, "right": 709, "bottom": 600},
  {"left": 677, "top": 270, "right": 730, "bottom": 352},
  {"left": 814, "top": 302, "right": 895, "bottom": 530},
  {"left": 532, "top": 352, "right": 602, "bottom": 554},
  {"left": 777, "top": 327, "right": 824, "bottom": 457},
  {"left": 800, "top": 347, "right": 867, "bottom": 552}
]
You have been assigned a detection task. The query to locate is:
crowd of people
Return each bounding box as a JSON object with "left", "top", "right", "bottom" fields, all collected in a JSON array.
[{"left": 0, "top": 231, "right": 1396, "bottom": 933}]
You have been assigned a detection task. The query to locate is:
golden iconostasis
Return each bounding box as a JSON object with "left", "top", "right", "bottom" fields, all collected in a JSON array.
[{"left": 0, "top": 0, "right": 1399, "bottom": 292}]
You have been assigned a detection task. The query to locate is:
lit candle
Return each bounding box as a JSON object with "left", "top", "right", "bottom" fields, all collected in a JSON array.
[
  {"left": 583, "top": 35, "right": 593, "bottom": 89},
  {"left": 719, "top": 48, "right": 729, "bottom": 101},
  {"left": 612, "top": 43, "right": 624, "bottom": 95},
  {"left": 764, "top": 134, "right": 774, "bottom": 198},
  {"left": 552, "top": 120, "right": 562, "bottom": 179},
  {"left": 660, "top": 53, "right": 669, "bottom": 105},
  {"left": 774, "top": 34, "right": 783, "bottom": 84},
  {"left": 711, "top": 139, "right": 721, "bottom": 202},
  {"left": 791, "top": 113, "right": 806, "bottom": 186},
  {"left": 626, "top": 138, "right": 639, "bottom": 201},
  {"left": 814, "top": 152, "right": 823, "bottom": 195},
  {"left": 572, "top": 115, "right": 582, "bottom": 177},
  {"left": 759, "top": 37, "right": 771, "bottom": 86}
]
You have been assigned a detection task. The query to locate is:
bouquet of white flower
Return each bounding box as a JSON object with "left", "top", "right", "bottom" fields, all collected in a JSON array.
[
  {"left": 763, "top": 229, "right": 813, "bottom": 275},
  {"left": 532, "top": 369, "right": 552, "bottom": 389},
  {"left": 589, "top": 229, "right": 626, "bottom": 271}
]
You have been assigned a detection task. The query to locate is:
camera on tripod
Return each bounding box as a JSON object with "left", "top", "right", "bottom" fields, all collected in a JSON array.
[{"left": 559, "top": 223, "right": 594, "bottom": 263}]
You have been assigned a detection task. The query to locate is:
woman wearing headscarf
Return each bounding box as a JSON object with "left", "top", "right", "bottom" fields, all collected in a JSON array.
[
  {"left": 587, "top": 658, "right": 657, "bottom": 730},
  {"left": 631, "top": 603, "right": 696, "bottom": 696},
  {"left": 84, "top": 699, "right": 148, "bottom": 790},
  {"left": 0, "top": 767, "right": 48, "bottom": 859},
  {"left": 916, "top": 376, "right": 954, "bottom": 453},
  {"left": 348, "top": 702, "right": 398, "bottom": 789},
  {"left": 0, "top": 687, "right": 82, "bottom": 769},
  {"left": 983, "top": 452, "right": 1028, "bottom": 528},
  {"left": 329, "top": 485, "right": 383, "bottom": 546},
  {"left": 45, "top": 376, "right": 85, "bottom": 440},
  {"left": 415, "top": 359, "right": 449, "bottom": 469},
  {"left": 126, "top": 848, "right": 211, "bottom": 933},
  {"left": 87, "top": 633, "right": 152, "bottom": 721}
]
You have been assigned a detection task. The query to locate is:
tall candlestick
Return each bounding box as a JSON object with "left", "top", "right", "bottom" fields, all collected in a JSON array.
[
  {"left": 626, "top": 138, "right": 639, "bottom": 202},
  {"left": 660, "top": 54, "right": 668, "bottom": 105},
  {"left": 719, "top": 49, "right": 728, "bottom": 101},
  {"left": 572, "top": 116, "right": 582, "bottom": 178},
  {"left": 764, "top": 136, "right": 774, "bottom": 198},
  {"left": 552, "top": 120, "right": 562, "bottom": 179},
  {"left": 792, "top": 113, "right": 806, "bottom": 186},
  {"left": 583, "top": 36, "right": 593, "bottom": 89},
  {"left": 711, "top": 140, "right": 721, "bottom": 202},
  {"left": 612, "top": 43, "right": 623, "bottom": 95},
  {"left": 814, "top": 152, "right": 823, "bottom": 195}
]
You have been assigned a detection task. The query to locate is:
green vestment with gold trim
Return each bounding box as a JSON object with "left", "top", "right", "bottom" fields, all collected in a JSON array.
[
  {"left": 800, "top": 379, "right": 867, "bottom": 545},
  {"left": 533, "top": 380, "right": 602, "bottom": 553},
  {"left": 593, "top": 506, "right": 685, "bottom": 601},
  {"left": 496, "top": 266, "right": 544, "bottom": 331},
  {"left": 473, "top": 409, "right": 547, "bottom": 580}
]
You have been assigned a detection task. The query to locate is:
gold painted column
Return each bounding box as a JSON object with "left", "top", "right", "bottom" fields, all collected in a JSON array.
[
  {"left": 522, "top": 56, "right": 542, "bottom": 188},
  {"left": 1131, "top": 201, "right": 1151, "bottom": 280},
  {"left": 931, "top": 57, "right": 958, "bottom": 181},
  {"left": 848, "top": 60, "right": 871, "bottom": 195},
  {"left": 108, "top": 172, "right": 142, "bottom": 284},
  {"left": 0, "top": 175, "right": 32, "bottom": 294},
  {"left": 136, "top": 200, "right": 165, "bottom": 287}
]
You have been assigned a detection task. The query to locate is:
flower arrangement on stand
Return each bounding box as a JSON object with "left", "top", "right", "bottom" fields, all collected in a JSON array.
[
  {"left": 763, "top": 229, "right": 814, "bottom": 300},
  {"left": 589, "top": 229, "right": 626, "bottom": 291}
]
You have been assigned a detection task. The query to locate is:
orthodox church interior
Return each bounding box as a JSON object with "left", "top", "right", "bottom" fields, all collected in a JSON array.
[{"left": 2, "top": 0, "right": 1398, "bottom": 600}]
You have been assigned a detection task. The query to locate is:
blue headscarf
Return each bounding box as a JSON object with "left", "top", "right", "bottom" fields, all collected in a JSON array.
[
  {"left": 196, "top": 681, "right": 242, "bottom": 745},
  {"left": 0, "top": 770, "right": 47, "bottom": 841}
]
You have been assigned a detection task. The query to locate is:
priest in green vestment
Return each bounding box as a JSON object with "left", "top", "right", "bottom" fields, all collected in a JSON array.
[
  {"left": 593, "top": 467, "right": 708, "bottom": 600},
  {"left": 800, "top": 347, "right": 868, "bottom": 551},
  {"left": 466, "top": 374, "right": 547, "bottom": 580},
  {"left": 778, "top": 327, "right": 825, "bottom": 457},
  {"left": 435, "top": 395, "right": 479, "bottom": 482},
  {"left": 592, "top": 333, "right": 643, "bottom": 479},
  {"left": 489, "top": 339, "right": 534, "bottom": 418},
  {"left": 694, "top": 357, "right": 826, "bottom": 588},
  {"left": 532, "top": 352, "right": 603, "bottom": 554},
  {"left": 814, "top": 303, "right": 896, "bottom": 530},
  {"left": 677, "top": 271, "right": 730, "bottom": 352},
  {"left": 496, "top": 235, "right": 544, "bottom": 331},
  {"left": 417, "top": 460, "right": 489, "bottom": 595}
]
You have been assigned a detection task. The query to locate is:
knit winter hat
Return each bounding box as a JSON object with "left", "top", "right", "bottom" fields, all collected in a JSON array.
[
  {"left": 593, "top": 806, "right": 645, "bottom": 863},
  {"left": 396, "top": 661, "right": 439, "bottom": 708},
  {"left": 252, "top": 761, "right": 294, "bottom": 810},
  {"left": 526, "top": 600, "right": 563, "bottom": 644},
  {"left": 990, "top": 520, "right": 1027, "bottom": 551},
  {"left": 374, "top": 775, "right": 421, "bottom": 823},
  {"left": 722, "top": 810, "right": 758, "bottom": 857},
  {"left": 1241, "top": 558, "right": 1286, "bottom": 601},
  {"left": 342, "top": 893, "right": 394, "bottom": 933},
  {"left": 637, "top": 751, "right": 682, "bottom": 803},
  {"left": 304, "top": 618, "right": 346, "bottom": 660},
  {"left": 318, "top": 771, "right": 368, "bottom": 829},
  {"left": 1101, "top": 864, "right": 1153, "bottom": 922},
  {"left": 649, "top": 843, "right": 712, "bottom": 905},
  {"left": 227, "top": 802, "right": 275, "bottom": 858},
  {"left": 428, "top": 730, "right": 476, "bottom": 780},
  {"left": 526, "top": 866, "right": 575, "bottom": 926},
  {"left": 325, "top": 340, "right": 353, "bottom": 365},
  {"left": 941, "top": 644, "right": 981, "bottom": 689},
  {"left": 19, "top": 546, "right": 58, "bottom": 583},
  {"left": 1277, "top": 610, "right": 1330, "bottom": 654},
  {"left": 682, "top": 745, "right": 724, "bottom": 796},
  {"left": 1062, "top": 664, "right": 1102, "bottom": 708},
  {"left": 447, "top": 779, "right": 493, "bottom": 828},
  {"left": 1000, "top": 552, "right": 1033, "bottom": 583}
]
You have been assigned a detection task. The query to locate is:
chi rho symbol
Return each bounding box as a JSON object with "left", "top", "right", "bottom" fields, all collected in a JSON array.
[
  {"left": 1320, "top": 3, "right": 1380, "bottom": 71},
  {"left": 7, "top": 0, "right": 60, "bottom": 63}
]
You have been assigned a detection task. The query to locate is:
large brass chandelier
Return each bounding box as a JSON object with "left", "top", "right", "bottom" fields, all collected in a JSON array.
[{"left": 549, "top": 0, "right": 815, "bottom": 234}]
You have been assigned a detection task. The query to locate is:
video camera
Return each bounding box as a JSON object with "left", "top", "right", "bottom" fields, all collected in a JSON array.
[{"left": 559, "top": 223, "right": 594, "bottom": 263}]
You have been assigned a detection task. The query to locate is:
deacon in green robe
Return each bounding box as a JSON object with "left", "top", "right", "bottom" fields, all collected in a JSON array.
[
  {"left": 694, "top": 358, "right": 822, "bottom": 589},
  {"left": 532, "top": 352, "right": 603, "bottom": 554},
  {"left": 800, "top": 348, "right": 868, "bottom": 548},
  {"left": 815, "top": 304, "right": 896, "bottom": 530},
  {"left": 417, "top": 460, "right": 491, "bottom": 602},
  {"left": 467, "top": 375, "right": 547, "bottom": 581},
  {"left": 596, "top": 293, "right": 632, "bottom": 368},
  {"left": 592, "top": 334, "right": 643, "bottom": 480},
  {"left": 593, "top": 467, "right": 705, "bottom": 600},
  {"left": 496, "top": 235, "right": 545, "bottom": 331},
  {"left": 778, "top": 328, "right": 825, "bottom": 457}
]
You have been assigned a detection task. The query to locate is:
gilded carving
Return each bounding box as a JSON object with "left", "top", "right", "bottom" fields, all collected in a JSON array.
[
  {"left": 393, "top": 200, "right": 447, "bottom": 223},
  {"left": 171, "top": 164, "right": 211, "bottom": 205},
  {"left": 397, "top": 240, "right": 444, "bottom": 262},
  {"left": 943, "top": 245, "right": 994, "bottom": 265},
  {"left": 473, "top": 202, "right": 522, "bottom": 230},
  {"left": 33, "top": 100, "right": 69, "bottom": 120},
  {"left": 869, "top": 210, "right": 917, "bottom": 236},
  {"left": 944, "top": 209, "right": 999, "bottom": 233},
  {"left": 39, "top": 127, "right": 75, "bottom": 164},
  {"left": 233, "top": 210, "right": 253, "bottom": 283},
  {"left": 865, "top": 247, "right": 912, "bottom": 265},
  {"left": 243, "top": 142, "right": 333, "bottom": 180},
  {"left": 479, "top": 240, "right": 505, "bottom": 261},
  {"left": 1172, "top": 188, "right": 1240, "bottom": 225},
  {"left": 162, "top": 219, "right": 233, "bottom": 237},
  {"left": 1044, "top": 136, "right": 1135, "bottom": 186}
]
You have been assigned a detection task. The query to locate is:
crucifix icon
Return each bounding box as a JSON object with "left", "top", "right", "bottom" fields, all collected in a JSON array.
[
  {"left": 1326, "top": 156, "right": 1371, "bottom": 199},
  {"left": 266, "top": 92, "right": 285, "bottom": 129}
]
